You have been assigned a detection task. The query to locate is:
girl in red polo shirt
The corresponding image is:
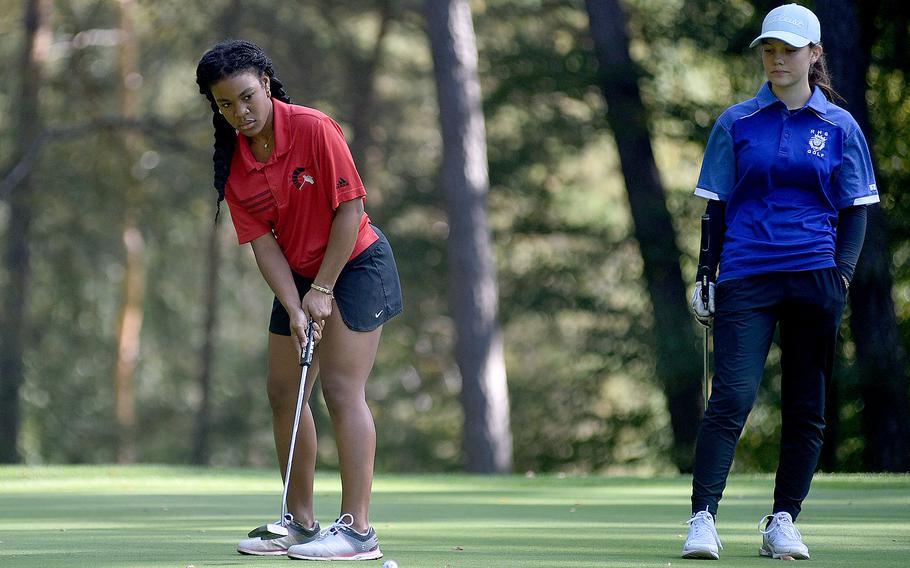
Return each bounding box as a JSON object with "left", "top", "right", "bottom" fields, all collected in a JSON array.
[{"left": 196, "top": 40, "right": 402, "bottom": 561}]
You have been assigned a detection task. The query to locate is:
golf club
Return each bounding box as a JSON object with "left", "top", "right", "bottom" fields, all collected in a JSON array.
[
  {"left": 698, "top": 213, "right": 711, "bottom": 411},
  {"left": 248, "top": 320, "right": 316, "bottom": 539}
]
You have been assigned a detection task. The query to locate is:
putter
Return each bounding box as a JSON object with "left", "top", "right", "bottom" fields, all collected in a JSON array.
[
  {"left": 697, "top": 213, "right": 711, "bottom": 411},
  {"left": 248, "top": 320, "right": 316, "bottom": 539}
]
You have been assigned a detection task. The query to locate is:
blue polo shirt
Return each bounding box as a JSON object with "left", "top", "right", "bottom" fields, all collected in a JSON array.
[{"left": 695, "top": 83, "right": 879, "bottom": 283}]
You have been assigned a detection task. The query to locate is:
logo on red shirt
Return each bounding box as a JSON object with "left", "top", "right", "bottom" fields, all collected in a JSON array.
[{"left": 292, "top": 167, "right": 315, "bottom": 190}]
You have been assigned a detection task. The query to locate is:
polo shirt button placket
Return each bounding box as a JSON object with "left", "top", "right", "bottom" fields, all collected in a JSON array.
[
  {"left": 779, "top": 126, "right": 791, "bottom": 156},
  {"left": 263, "top": 167, "right": 282, "bottom": 207}
]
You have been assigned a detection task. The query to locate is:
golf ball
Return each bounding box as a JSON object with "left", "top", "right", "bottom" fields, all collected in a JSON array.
[{"left": 382, "top": 561, "right": 399, "bottom": 568}]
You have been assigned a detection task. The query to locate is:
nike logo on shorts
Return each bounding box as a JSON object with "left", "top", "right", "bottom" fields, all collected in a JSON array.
[{"left": 374, "top": 310, "right": 384, "bottom": 318}]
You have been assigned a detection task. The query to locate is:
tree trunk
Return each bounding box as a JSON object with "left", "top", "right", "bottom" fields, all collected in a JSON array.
[
  {"left": 425, "top": 0, "right": 513, "bottom": 473},
  {"left": 347, "top": 0, "right": 393, "bottom": 177},
  {"left": 192, "top": 220, "right": 221, "bottom": 464},
  {"left": 585, "top": 0, "right": 703, "bottom": 471},
  {"left": 113, "top": 224, "right": 144, "bottom": 464},
  {"left": 112, "top": 0, "right": 145, "bottom": 464},
  {"left": 815, "top": 0, "right": 910, "bottom": 471},
  {"left": 190, "top": 0, "right": 243, "bottom": 466},
  {"left": 0, "top": 0, "right": 47, "bottom": 464}
]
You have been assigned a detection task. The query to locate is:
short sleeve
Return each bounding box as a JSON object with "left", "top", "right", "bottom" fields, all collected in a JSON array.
[
  {"left": 314, "top": 118, "right": 366, "bottom": 210},
  {"left": 694, "top": 118, "right": 735, "bottom": 202},
  {"left": 833, "top": 126, "right": 879, "bottom": 209},
  {"left": 224, "top": 181, "right": 272, "bottom": 245}
]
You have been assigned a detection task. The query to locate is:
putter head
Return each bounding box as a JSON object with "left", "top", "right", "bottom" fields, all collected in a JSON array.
[{"left": 247, "top": 521, "right": 289, "bottom": 539}]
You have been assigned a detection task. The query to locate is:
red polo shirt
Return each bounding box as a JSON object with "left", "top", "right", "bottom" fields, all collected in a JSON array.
[{"left": 224, "top": 99, "right": 378, "bottom": 278}]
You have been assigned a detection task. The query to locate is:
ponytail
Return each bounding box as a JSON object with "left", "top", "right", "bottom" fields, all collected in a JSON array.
[
  {"left": 809, "top": 44, "right": 842, "bottom": 103},
  {"left": 195, "top": 40, "right": 292, "bottom": 220}
]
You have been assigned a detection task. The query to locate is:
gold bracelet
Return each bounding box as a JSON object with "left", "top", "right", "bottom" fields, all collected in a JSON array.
[{"left": 310, "top": 282, "right": 334, "bottom": 297}]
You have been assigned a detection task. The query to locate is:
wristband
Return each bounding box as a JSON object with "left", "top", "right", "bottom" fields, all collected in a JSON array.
[
  {"left": 310, "top": 282, "right": 334, "bottom": 297},
  {"left": 841, "top": 274, "right": 850, "bottom": 290}
]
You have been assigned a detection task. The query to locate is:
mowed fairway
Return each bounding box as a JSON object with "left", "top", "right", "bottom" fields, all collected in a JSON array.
[{"left": 1, "top": 467, "right": 908, "bottom": 567}]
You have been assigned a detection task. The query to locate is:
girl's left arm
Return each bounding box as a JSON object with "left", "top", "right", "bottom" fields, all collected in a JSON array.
[
  {"left": 835, "top": 204, "right": 867, "bottom": 287},
  {"left": 301, "top": 199, "right": 363, "bottom": 321}
]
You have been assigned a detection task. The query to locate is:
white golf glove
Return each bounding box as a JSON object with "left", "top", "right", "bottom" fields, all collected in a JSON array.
[{"left": 690, "top": 281, "right": 715, "bottom": 327}]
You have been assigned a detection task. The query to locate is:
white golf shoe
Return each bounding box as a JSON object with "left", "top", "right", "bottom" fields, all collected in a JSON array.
[
  {"left": 237, "top": 516, "right": 320, "bottom": 556},
  {"left": 759, "top": 512, "right": 810, "bottom": 559},
  {"left": 682, "top": 509, "right": 722, "bottom": 560},
  {"left": 287, "top": 513, "right": 382, "bottom": 561}
]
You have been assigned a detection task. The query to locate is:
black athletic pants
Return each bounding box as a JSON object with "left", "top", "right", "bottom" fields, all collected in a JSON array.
[{"left": 691, "top": 268, "right": 847, "bottom": 520}]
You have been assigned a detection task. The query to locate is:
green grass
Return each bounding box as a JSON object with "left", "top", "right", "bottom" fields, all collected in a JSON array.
[{"left": 1, "top": 467, "right": 908, "bottom": 567}]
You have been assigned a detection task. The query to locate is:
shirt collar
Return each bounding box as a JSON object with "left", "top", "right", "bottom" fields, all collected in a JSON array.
[
  {"left": 756, "top": 82, "right": 829, "bottom": 114},
  {"left": 806, "top": 86, "right": 829, "bottom": 114},
  {"left": 237, "top": 97, "right": 292, "bottom": 172}
]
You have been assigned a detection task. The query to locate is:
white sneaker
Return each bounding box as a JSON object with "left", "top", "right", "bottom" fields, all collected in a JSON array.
[
  {"left": 759, "top": 512, "right": 810, "bottom": 559},
  {"left": 237, "top": 516, "right": 320, "bottom": 556},
  {"left": 287, "top": 513, "right": 382, "bottom": 561},
  {"left": 682, "top": 509, "right": 722, "bottom": 560}
]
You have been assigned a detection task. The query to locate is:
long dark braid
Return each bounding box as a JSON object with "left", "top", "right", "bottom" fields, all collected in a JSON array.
[{"left": 195, "top": 40, "right": 292, "bottom": 220}]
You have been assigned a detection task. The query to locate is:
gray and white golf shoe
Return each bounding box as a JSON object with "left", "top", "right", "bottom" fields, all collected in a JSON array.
[
  {"left": 287, "top": 513, "right": 382, "bottom": 561},
  {"left": 237, "top": 515, "right": 320, "bottom": 556}
]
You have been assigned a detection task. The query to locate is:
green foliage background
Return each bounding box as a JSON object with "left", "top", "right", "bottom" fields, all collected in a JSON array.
[{"left": 0, "top": 0, "right": 907, "bottom": 472}]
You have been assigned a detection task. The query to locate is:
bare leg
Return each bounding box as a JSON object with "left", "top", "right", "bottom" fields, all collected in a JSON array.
[
  {"left": 318, "top": 307, "right": 382, "bottom": 533},
  {"left": 267, "top": 332, "right": 320, "bottom": 529}
]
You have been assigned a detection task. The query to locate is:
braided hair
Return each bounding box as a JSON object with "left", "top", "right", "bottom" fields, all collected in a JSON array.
[{"left": 195, "top": 40, "right": 292, "bottom": 220}]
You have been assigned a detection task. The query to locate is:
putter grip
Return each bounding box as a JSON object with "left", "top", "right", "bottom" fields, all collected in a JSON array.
[
  {"left": 698, "top": 213, "right": 711, "bottom": 305},
  {"left": 301, "top": 321, "right": 315, "bottom": 367}
]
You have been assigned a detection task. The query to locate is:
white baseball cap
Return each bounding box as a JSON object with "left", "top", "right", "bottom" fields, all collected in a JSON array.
[{"left": 749, "top": 3, "right": 821, "bottom": 48}]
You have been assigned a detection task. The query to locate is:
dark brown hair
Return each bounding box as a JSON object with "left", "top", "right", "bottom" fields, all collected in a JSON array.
[
  {"left": 195, "top": 40, "right": 291, "bottom": 220},
  {"left": 808, "top": 44, "right": 842, "bottom": 102}
]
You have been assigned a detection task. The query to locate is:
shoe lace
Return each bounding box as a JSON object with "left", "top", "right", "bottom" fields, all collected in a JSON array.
[
  {"left": 687, "top": 509, "right": 722, "bottom": 547},
  {"left": 321, "top": 513, "right": 355, "bottom": 539},
  {"left": 281, "top": 513, "right": 317, "bottom": 535},
  {"left": 759, "top": 512, "right": 802, "bottom": 541}
]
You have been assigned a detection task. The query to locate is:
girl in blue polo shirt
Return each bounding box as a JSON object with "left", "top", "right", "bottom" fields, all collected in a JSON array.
[{"left": 682, "top": 4, "right": 879, "bottom": 561}]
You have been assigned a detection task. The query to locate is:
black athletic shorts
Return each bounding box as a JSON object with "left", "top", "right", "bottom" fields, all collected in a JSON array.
[{"left": 269, "top": 225, "right": 403, "bottom": 334}]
